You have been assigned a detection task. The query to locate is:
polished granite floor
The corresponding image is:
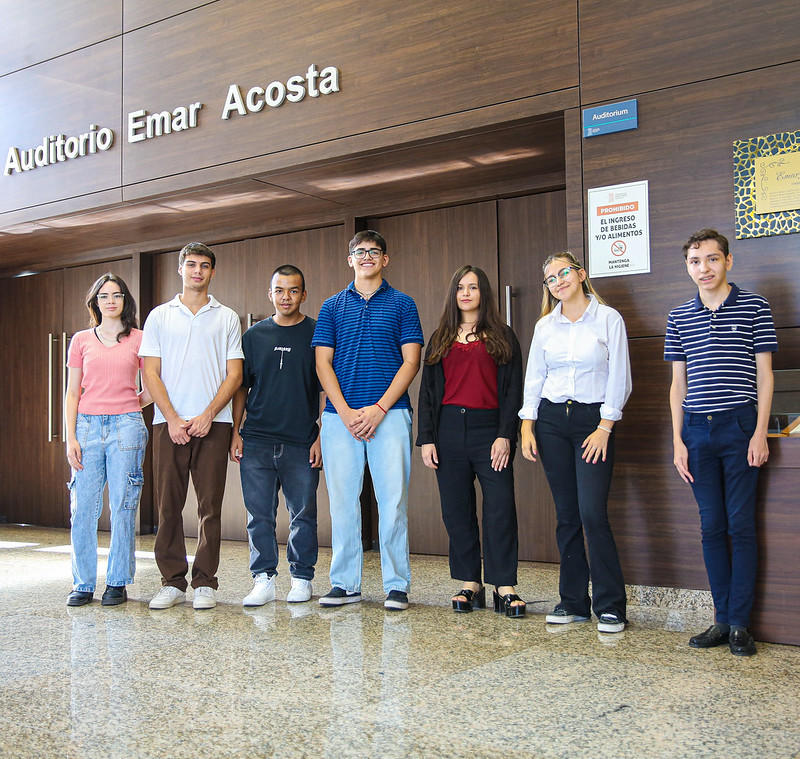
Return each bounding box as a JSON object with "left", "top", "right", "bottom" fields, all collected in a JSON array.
[{"left": 1, "top": 524, "right": 799, "bottom": 759}]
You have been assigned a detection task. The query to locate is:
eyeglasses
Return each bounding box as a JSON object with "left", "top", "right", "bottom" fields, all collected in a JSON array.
[
  {"left": 350, "top": 248, "right": 384, "bottom": 259},
  {"left": 97, "top": 293, "right": 125, "bottom": 302},
  {"left": 543, "top": 266, "right": 581, "bottom": 287}
]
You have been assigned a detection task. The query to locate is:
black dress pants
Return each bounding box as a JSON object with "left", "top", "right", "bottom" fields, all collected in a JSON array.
[
  {"left": 435, "top": 405, "right": 518, "bottom": 586},
  {"left": 534, "top": 398, "right": 626, "bottom": 619}
]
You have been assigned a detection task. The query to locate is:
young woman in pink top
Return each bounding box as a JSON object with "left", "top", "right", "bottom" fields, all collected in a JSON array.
[{"left": 64, "top": 274, "right": 151, "bottom": 607}]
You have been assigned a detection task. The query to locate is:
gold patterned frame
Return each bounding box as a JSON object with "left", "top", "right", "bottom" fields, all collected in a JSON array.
[{"left": 733, "top": 130, "right": 800, "bottom": 239}]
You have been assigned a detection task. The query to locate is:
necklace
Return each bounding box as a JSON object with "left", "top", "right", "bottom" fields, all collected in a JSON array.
[
  {"left": 95, "top": 326, "right": 121, "bottom": 345},
  {"left": 355, "top": 285, "right": 379, "bottom": 300}
]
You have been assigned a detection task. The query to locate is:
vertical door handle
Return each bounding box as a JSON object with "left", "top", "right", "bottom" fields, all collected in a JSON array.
[
  {"left": 505, "top": 285, "right": 513, "bottom": 328},
  {"left": 246, "top": 313, "right": 254, "bottom": 329},
  {"left": 47, "top": 333, "right": 57, "bottom": 442},
  {"left": 62, "top": 333, "right": 69, "bottom": 441}
]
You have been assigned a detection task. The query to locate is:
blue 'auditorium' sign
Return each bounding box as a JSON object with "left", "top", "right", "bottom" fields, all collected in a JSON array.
[{"left": 582, "top": 100, "right": 638, "bottom": 138}]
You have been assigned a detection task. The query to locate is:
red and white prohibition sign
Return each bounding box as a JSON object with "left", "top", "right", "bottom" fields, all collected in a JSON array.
[{"left": 611, "top": 240, "right": 627, "bottom": 257}]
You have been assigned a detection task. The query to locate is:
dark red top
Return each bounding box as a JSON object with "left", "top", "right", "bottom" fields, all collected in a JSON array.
[{"left": 441, "top": 339, "right": 499, "bottom": 409}]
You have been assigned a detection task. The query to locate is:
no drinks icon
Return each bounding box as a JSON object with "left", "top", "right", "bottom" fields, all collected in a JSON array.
[{"left": 611, "top": 240, "right": 627, "bottom": 256}]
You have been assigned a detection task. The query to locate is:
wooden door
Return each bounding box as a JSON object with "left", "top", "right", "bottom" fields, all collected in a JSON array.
[
  {"left": 243, "top": 226, "right": 350, "bottom": 548},
  {"left": 498, "top": 192, "right": 566, "bottom": 562},
  {"left": 0, "top": 270, "right": 66, "bottom": 526},
  {"left": 368, "top": 203, "right": 500, "bottom": 555},
  {"left": 151, "top": 230, "right": 348, "bottom": 544}
]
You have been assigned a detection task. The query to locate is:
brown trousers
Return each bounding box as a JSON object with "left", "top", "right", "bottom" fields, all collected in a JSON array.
[{"left": 152, "top": 422, "right": 231, "bottom": 591}]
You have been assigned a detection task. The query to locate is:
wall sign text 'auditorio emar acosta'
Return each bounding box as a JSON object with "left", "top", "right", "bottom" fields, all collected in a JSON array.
[{"left": 3, "top": 64, "right": 341, "bottom": 177}]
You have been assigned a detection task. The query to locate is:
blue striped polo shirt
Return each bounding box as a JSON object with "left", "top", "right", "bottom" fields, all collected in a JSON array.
[
  {"left": 312, "top": 279, "right": 424, "bottom": 413},
  {"left": 664, "top": 283, "right": 777, "bottom": 413}
]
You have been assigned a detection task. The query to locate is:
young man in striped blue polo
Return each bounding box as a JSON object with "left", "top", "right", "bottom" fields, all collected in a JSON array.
[
  {"left": 312, "top": 230, "right": 423, "bottom": 610},
  {"left": 665, "top": 228, "right": 777, "bottom": 656}
]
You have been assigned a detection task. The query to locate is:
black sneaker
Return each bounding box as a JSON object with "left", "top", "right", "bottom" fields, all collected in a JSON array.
[
  {"left": 384, "top": 590, "right": 409, "bottom": 611},
  {"left": 67, "top": 590, "right": 93, "bottom": 607},
  {"left": 318, "top": 587, "right": 362, "bottom": 607},
  {"left": 597, "top": 612, "right": 626, "bottom": 633},
  {"left": 101, "top": 585, "right": 127, "bottom": 606}
]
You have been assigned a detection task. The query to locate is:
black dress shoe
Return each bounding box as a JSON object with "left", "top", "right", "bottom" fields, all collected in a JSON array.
[
  {"left": 688, "top": 624, "right": 729, "bottom": 648},
  {"left": 67, "top": 590, "right": 93, "bottom": 607},
  {"left": 729, "top": 628, "right": 757, "bottom": 656},
  {"left": 101, "top": 585, "right": 127, "bottom": 606}
]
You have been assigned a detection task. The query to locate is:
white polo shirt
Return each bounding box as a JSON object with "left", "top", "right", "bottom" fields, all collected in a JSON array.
[{"left": 140, "top": 294, "right": 244, "bottom": 425}]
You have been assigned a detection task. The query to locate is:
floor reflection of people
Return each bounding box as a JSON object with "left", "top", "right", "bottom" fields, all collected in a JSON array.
[{"left": 323, "top": 607, "right": 413, "bottom": 755}]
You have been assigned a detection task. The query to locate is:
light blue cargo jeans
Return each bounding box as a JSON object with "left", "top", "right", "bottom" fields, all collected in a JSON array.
[{"left": 68, "top": 412, "right": 148, "bottom": 592}]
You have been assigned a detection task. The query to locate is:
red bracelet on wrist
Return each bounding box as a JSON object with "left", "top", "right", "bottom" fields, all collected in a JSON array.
[{"left": 376, "top": 402, "right": 387, "bottom": 414}]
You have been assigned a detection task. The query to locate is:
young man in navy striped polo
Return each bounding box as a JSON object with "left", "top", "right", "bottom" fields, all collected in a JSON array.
[
  {"left": 312, "top": 230, "right": 423, "bottom": 610},
  {"left": 665, "top": 228, "right": 776, "bottom": 656}
]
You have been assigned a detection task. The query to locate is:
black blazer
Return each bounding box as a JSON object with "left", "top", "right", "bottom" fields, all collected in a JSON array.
[{"left": 415, "top": 325, "right": 523, "bottom": 447}]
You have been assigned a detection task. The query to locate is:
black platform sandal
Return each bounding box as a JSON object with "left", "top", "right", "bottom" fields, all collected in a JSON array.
[
  {"left": 493, "top": 589, "right": 526, "bottom": 618},
  {"left": 452, "top": 586, "right": 486, "bottom": 613}
]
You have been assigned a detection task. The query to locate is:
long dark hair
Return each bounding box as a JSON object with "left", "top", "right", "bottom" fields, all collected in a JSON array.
[
  {"left": 426, "top": 265, "right": 513, "bottom": 365},
  {"left": 85, "top": 273, "right": 138, "bottom": 341}
]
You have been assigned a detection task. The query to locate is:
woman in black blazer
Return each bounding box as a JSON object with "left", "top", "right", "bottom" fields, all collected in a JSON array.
[{"left": 417, "top": 265, "right": 524, "bottom": 616}]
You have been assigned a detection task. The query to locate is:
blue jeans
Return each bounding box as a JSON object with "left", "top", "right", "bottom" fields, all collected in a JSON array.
[
  {"left": 682, "top": 404, "right": 760, "bottom": 627},
  {"left": 239, "top": 436, "right": 319, "bottom": 580},
  {"left": 321, "top": 409, "right": 412, "bottom": 594},
  {"left": 68, "top": 412, "right": 148, "bottom": 592}
]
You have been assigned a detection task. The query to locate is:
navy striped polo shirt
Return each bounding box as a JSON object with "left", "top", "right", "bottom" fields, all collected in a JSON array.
[
  {"left": 312, "top": 279, "right": 424, "bottom": 413},
  {"left": 664, "top": 283, "right": 777, "bottom": 413}
]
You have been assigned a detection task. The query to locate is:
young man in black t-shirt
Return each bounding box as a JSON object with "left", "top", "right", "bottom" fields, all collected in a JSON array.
[{"left": 230, "top": 265, "right": 323, "bottom": 605}]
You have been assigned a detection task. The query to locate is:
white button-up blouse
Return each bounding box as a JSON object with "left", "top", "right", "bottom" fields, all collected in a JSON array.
[{"left": 519, "top": 295, "right": 632, "bottom": 422}]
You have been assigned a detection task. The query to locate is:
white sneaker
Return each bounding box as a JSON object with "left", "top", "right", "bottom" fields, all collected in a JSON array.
[
  {"left": 193, "top": 586, "right": 217, "bottom": 609},
  {"left": 286, "top": 577, "right": 313, "bottom": 603},
  {"left": 243, "top": 574, "right": 276, "bottom": 607},
  {"left": 149, "top": 586, "right": 186, "bottom": 609}
]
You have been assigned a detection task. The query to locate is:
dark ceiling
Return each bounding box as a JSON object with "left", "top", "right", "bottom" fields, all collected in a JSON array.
[{"left": 0, "top": 116, "right": 565, "bottom": 277}]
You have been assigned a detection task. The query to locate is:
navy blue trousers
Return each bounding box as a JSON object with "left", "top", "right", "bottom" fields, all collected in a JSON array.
[{"left": 682, "top": 404, "right": 760, "bottom": 627}]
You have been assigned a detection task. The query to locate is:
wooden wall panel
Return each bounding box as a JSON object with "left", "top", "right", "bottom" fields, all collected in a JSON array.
[
  {"left": 498, "top": 192, "right": 568, "bottom": 563},
  {"left": 580, "top": 62, "right": 800, "bottom": 340},
  {"left": 0, "top": 2, "right": 121, "bottom": 76},
  {"left": 0, "top": 40, "right": 123, "bottom": 213},
  {"left": 123, "top": 0, "right": 215, "bottom": 32},
  {"left": 579, "top": 0, "right": 800, "bottom": 104},
  {"left": 609, "top": 338, "right": 708, "bottom": 590},
  {"left": 121, "top": 0, "right": 578, "bottom": 185},
  {"left": 753, "top": 440, "right": 800, "bottom": 645},
  {"left": 368, "top": 204, "right": 499, "bottom": 557}
]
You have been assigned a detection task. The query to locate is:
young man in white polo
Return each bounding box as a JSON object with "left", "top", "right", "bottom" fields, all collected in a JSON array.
[{"left": 141, "top": 242, "right": 243, "bottom": 610}]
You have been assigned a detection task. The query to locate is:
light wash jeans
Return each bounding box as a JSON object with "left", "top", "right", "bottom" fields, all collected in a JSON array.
[
  {"left": 320, "top": 409, "right": 412, "bottom": 595},
  {"left": 68, "top": 412, "right": 148, "bottom": 592}
]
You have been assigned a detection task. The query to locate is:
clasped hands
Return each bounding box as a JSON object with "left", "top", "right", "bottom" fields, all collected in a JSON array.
[
  {"left": 168, "top": 410, "right": 213, "bottom": 445},
  {"left": 344, "top": 404, "right": 385, "bottom": 441}
]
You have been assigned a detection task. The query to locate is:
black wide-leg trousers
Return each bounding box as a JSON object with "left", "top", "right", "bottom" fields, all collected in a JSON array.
[
  {"left": 534, "top": 398, "right": 626, "bottom": 619},
  {"left": 435, "top": 405, "right": 519, "bottom": 587}
]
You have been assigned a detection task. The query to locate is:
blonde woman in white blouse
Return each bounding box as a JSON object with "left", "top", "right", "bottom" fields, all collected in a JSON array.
[{"left": 519, "top": 252, "right": 632, "bottom": 634}]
